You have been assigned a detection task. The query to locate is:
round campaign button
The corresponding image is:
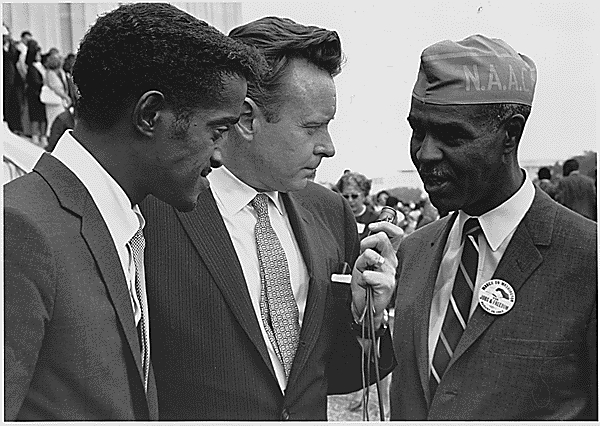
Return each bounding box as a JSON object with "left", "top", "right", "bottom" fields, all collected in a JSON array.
[{"left": 478, "top": 279, "right": 515, "bottom": 315}]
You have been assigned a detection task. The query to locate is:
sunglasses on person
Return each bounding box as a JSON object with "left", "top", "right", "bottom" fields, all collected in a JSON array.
[{"left": 342, "top": 194, "right": 361, "bottom": 200}]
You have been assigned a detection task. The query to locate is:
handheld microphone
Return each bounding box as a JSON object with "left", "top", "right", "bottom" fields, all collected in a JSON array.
[
  {"left": 361, "top": 205, "right": 396, "bottom": 420},
  {"left": 366, "top": 206, "right": 397, "bottom": 237}
]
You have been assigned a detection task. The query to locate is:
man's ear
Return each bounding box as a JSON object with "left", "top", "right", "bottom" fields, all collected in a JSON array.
[
  {"left": 133, "top": 91, "right": 165, "bottom": 137},
  {"left": 235, "top": 97, "right": 262, "bottom": 141},
  {"left": 503, "top": 114, "right": 525, "bottom": 155}
]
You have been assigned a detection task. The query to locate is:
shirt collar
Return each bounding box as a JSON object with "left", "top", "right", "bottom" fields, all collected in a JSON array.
[
  {"left": 458, "top": 169, "right": 535, "bottom": 251},
  {"left": 208, "top": 166, "right": 285, "bottom": 216},
  {"left": 51, "top": 130, "right": 143, "bottom": 247}
]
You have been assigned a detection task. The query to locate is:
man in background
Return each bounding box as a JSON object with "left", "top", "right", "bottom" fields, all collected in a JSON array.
[
  {"left": 142, "top": 16, "right": 400, "bottom": 420},
  {"left": 3, "top": 24, "right": 23, "bottom": 133},
  {"left": 555, "top": 158, "right": 596, "bottom": 221},
  {"left": 4, "top": 3, "right": 263, "bottom": 420},
  {"left": 390, "top": 34, "right": 597, "bottom": 420}
]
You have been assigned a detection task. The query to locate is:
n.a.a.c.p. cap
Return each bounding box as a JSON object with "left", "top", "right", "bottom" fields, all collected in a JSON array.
[{"left": 412, "top": 34, "right": 536, "bottom": 106}]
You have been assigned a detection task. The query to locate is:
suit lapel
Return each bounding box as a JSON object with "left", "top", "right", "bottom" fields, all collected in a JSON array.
[
  {"left": 174, "top": 189, "right": 275, "bottom": 377},
  {"left": 414, "top": 214, "right": 457, "bottom": 404},
  {"left": 33, "top": 154, "right": 149, "bottom": 401},
  {"left": 449, "top": 189, "right": 552, "bottom": 370},
  {"left": 279, "top": 192, "right": 326, "bottom": 388}
]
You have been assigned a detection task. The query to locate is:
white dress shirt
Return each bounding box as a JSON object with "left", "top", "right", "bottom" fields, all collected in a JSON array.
[
  {"left": 428, "top": 170, "right": 535, "bottom": 367},
  {"left": 51, "top": 131, "right": 148, "bottom": 335},
  {"left": 208, "top": 166, "right": 309, "bottom": 392}
]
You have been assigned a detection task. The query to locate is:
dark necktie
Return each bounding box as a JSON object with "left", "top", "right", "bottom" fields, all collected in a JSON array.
[
  {"left": 129, "top": 227, "right": 149, "bottom": 392},
  {"left": 251, "top": 193, "right": 300, "bottom": 378},
  {"left": 430, "top": 218, "right": 481, "bottom": 398}
]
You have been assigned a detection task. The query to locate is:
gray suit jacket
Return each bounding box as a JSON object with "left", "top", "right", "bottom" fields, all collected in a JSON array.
[
  {"left": 390, "top": 188, "right": 597, "bottom": 420},
  {"left": 4, "top": 153, "right": 158, "bottom": 420}
]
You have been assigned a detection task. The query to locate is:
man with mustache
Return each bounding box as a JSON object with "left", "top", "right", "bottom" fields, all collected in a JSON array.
[
  {"left": 141, "top": 16, "right": 400, "bottom": 420},
  {"left": 390, "top": 35, "right": 597, "bottom": 420},
  {"left": 4, "top": 3, "right": 264, "bottom": 420}
]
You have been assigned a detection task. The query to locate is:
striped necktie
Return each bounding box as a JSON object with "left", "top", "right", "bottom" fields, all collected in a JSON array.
[
  {"left": 430, "top": 217, "right": 481, "bottom": 398},
  {"left": 129, "top": 227, "right": 149, "bottom": 392},
  {"left": 251, "top": 193, "right": 300, "bottom": 379}
]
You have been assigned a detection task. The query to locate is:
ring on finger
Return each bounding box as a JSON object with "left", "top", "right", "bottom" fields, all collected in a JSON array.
[{"left": 374, "top": 254, "right": 385, "bottom": 268}]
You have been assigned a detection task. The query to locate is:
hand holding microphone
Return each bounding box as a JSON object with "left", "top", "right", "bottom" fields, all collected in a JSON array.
[
  {"left": 351, "top": 206, "right": 401, "bottom": 328},
  {"left": 350, "top": 206, "right": 402, "bottom": 421}
]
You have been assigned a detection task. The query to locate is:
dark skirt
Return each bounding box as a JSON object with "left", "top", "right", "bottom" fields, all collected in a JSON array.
[
  {"left": 26, "top": 66, "right": 47, "bottom": 124},
  {"left": 27, "top": 93, "right": 47, "bottom": 123}
]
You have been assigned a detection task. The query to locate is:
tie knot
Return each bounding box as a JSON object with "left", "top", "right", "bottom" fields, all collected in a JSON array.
[
  {"left": 462, "top": 218, "right": 481, "bottom": 239},
  {"left": 251, "top": 193, "right": 270, "bottom": 218},
  {"left": 129, "top": 227, "right": 145, "bottom": 253}
]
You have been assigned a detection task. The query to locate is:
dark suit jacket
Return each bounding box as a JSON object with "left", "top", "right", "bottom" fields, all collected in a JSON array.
[
  {"left": 141, "top": 181, "right": 395, "bottom": 420},
  {"left": 4, "top": 154, "right": 158, "bottom": 420},
  {"left": 390, "top": 188, "right": 597, "bottom": 420}
]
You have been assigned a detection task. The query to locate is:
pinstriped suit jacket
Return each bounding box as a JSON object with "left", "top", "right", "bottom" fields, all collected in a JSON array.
[
  {"left": 141, "top": 181, "right": 396, "bottom": 420},
  {"left": 390, "top": 188, "right": 597, "bottom": 420}
]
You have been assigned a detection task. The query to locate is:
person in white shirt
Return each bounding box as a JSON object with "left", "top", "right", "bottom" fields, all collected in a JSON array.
[
  {"left": 390, "top": 34, "right": 597, "bottom": 421},
  {"left": 4, "top": 3, "right": 264, "bottom": 421},
  {"left": 141, "top": 16, "right": 402, "bottom": 421}
]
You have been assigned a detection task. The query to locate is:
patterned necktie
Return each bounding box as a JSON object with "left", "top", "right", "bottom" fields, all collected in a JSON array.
[
  {"left": 251, "top": 193, "right": 300, "bottom": 379},
  {"left": 129, "top": 227, "right": 149, "bottom": 392},
  {"left": 430, "top": 217, "right": 481, "bottom": 398}
]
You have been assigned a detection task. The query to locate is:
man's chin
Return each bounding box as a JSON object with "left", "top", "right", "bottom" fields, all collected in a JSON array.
[{"left": 427, "top": 192, "right": 456, "bottom": 214}]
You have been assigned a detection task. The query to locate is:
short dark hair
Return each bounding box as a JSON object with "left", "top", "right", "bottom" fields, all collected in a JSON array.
[
  {"left": 229, "top": 16, "right": 343, "bottom": 122},
  {"left": 385, "top": 196, "right": 400, "bottom": 208},
  {"left": 537, "top": 167, "right": 551, "bottom": 181},
  {"left": 563, "top": 158, "right": 579, "bottom": 177},
  {"left": 20, "top": 30, "right": 31, "bottom": 39},
  {"left": 480, "top": 103, "right": 532, "bottom": 131},
  {"left": 72, "top": 3, "right": 265, "bottom": 131}
]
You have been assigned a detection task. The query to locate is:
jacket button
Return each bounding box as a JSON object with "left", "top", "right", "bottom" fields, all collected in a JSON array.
[{"left": 281, "top": 408, "right": 290, "bottom": 420}]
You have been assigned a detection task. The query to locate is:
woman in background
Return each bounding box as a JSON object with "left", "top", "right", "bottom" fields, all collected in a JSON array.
[
  {"left": 336, "top": 171, "right": 379, "bottom": 240},
  {"left": 25, "top": 41, "right": 46, "bottom": 147},
  {"left": 44, "top": 52, "right": 71, "bottom": 136}
]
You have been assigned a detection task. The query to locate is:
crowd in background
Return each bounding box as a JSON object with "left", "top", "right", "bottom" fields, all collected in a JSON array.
[
  {"left": 3, "top": 24, "right": 76, "bottom": 150},
  {"left": 324, "top": 160, "right": 596, "bottom": 246},
  {"left": 533, "top": 159, "right": 597, "bottom": 221},
  {"left": 3, "top": 24, "right": 597, "bottom": 229}
]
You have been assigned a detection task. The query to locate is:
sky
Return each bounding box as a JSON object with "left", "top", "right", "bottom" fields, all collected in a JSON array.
[{"left": 241, "top": 1, "right": 598, "bottom": 186}]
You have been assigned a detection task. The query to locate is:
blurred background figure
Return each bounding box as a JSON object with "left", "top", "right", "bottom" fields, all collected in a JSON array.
[
  {"left": 15, "top": 30, "right": 32, "bottom": 134},
  {"left": 336, "top": 171, "right": 378, "bottom": 240},
  {"left": 3, "top": 23, "right": 23, "bottom": 134},
  {"left": 373, "top": 190, "right": 390, "bottom": 213},
  {"left": 62, "top": 52, "right": 75, "bottom": 74},
  {"left": 43, "top": 51, "right": 72, "bottom": 138},
  {"left": 555, "top": 158, "right": 597, "bottom": 221},
  {"left": 535, "top": 166, "right": 557, "bottom": 198},
  {"left": 416, "top": 196, "right": 440, "bottom": 229},
  {"left": 24, "top": 40, "right": 47, "bottom": 147}
]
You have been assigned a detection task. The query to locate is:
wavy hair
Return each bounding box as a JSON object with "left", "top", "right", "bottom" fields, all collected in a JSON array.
[{"left": 229, "top": 16, "right": 344, "bottom": 122}]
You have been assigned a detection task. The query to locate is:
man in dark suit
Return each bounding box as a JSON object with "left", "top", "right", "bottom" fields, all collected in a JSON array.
[
  {"left": 142, "top": 17, "right": 400, "bottom": 420},
  {"left": 390, "top": 35, "right": 597, "bottom": 420},
  {"left": 555, "top": 158, "right": 596, "bottom": 221},
  {"left": 4, "top": 4, "right": 264, "bottom": 420}
]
